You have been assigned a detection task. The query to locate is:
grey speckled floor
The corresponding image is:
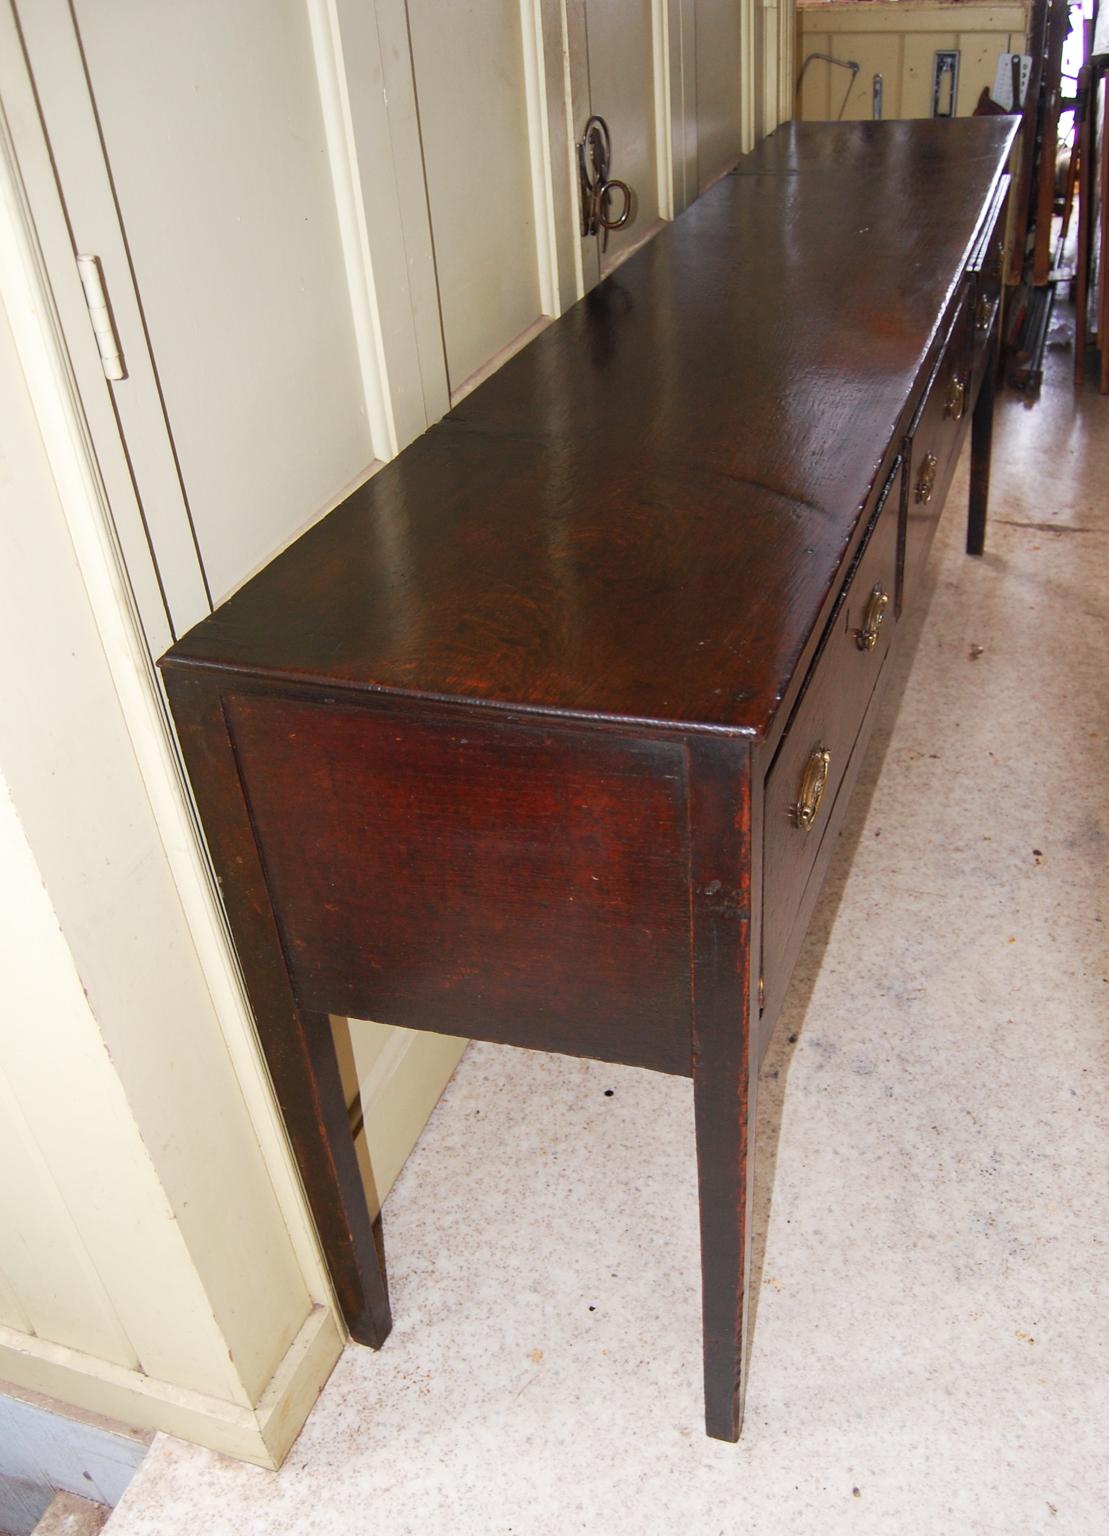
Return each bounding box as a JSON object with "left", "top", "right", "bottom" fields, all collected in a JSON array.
[{"left": 106, "top": 338, "right": 1107, "bottom": 1536}]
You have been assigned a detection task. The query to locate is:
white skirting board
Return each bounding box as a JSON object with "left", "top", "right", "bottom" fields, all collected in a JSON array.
[{"left": 0, "top": 1304, "right": 342, "bottom": 1472}]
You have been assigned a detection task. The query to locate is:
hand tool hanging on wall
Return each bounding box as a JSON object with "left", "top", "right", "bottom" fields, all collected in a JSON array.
[
  {"left": 577, "top": 116, "right": 632, "bottom": 253},
  {"left": 795, "top": 52, "right": 860, "bottom": 122}
]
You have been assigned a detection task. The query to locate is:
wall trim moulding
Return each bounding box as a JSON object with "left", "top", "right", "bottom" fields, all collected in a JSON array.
[{"left": 0, "top": 1307, "right": 342, "bottom": 1471}]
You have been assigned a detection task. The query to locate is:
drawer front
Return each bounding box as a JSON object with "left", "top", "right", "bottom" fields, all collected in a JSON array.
[
  {"left": 760, "top": 459, "right": 902, "bottom": 1020},
  {"left": 902, "top": 288, "right": 973, "bottom": 606},
  {"left": 969, "top": 189, "right": 1008, "bottom": 398}
]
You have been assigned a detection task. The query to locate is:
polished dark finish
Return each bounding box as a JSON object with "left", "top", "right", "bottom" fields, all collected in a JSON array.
[
  {"left": 688, "top": 737, "right": 756, "bottom": 1443},
  {"left": 968, "top": 327, "right": 1000, "bottom": 556},
  {"left": 162, "top": 119, "right": 1017, "bottom": 1441},
  {"left": 224, "top": 694, "right": 691, "bottom": 1073},
  {"left": 170, "top": 119, "right": 1016, "bottom": 739},
  {"left": 163, "top": 671, "right": 392, "bottom": 1348},
  {"left": 761, "top": 460, "right": 901, "bottom": 1023},
  {"left": 902, "top": 290, "right": 974, "bottom": 599},
  {"left": 967, "top": 181, "right": 1008, "bottom": 550}
]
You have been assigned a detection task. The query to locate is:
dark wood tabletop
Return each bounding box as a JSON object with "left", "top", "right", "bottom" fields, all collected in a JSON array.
[{"left": 164, "top": 118, "right": 1017, "bottom": 740}]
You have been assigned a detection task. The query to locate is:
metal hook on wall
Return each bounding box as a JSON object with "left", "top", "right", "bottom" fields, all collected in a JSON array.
[{"left": 795, "top": 53, "right": 860, "bottom": 122}]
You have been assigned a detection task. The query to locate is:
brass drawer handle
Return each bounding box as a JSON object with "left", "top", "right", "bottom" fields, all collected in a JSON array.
[
  {"left": 975, "top": 293, "right": 994, "bottom": 332},
  {"left": 944, "top": 375, "right": 966, "bottom": 421},
  {"left": 915, "top": 451, "right": 937, "bottom": 505},
  {"left": 854, "top": 583, "right": 889, "bottom": 652},
  {"left": 795, "top": 747, "right": 831, "bottom": 832}
]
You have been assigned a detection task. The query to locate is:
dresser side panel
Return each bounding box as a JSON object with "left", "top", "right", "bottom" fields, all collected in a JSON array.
[{"left": 223, "top": 694, "right": 695, "bottom": 1076}]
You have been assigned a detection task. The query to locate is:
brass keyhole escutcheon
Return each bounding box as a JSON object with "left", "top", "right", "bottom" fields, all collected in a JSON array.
[
  {"left": 795, "top": 747, "right": 831, "bottom": 831},
  {"left": 944, "top": 375, "right": 966, "bottom": 421},
  {"left": 916, "top": 451, "right": 938, "bottom": 505},
  {"left": 854, "top": 583, "right": 889, "bottom": 652},
  {"left": 975, "top": 293, "right": 993, "bottom": 332}
]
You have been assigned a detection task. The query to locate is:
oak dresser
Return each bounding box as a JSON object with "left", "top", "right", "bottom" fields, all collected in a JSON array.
[{"left": 162, "top": 118, "right": 1019, "bottom": 1440}]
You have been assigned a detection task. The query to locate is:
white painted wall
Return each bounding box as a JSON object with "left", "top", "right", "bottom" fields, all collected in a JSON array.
[
  {"left": 796, "top": 2, "right": 1030, "bottom": 122},
  {"left": 0, "top": 214, "right": 340, "bottom": 1467},
  {"left": 0, "top": 773, "right": 233, "bottom": 1390},
  {"left": 588, "top": 0, "right": 667, "bottom": 268},
  {"left": 51, "top": 0, "right": 377, "bottom": 611},
  {"left": 696, "top": 0, "right": 746, "bottom": 189}
]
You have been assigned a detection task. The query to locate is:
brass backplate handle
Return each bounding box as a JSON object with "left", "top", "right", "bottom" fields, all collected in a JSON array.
[
  {"left": 944, "top": 375, "right": 966, "bottom": 421},
  {"left": 854, "top": 583, "right": 889, "bottom": 651},
  {"left": 915, "top": 451, "right": 938, "bottom": 505},
  {"left": 795, "top": 747, "right": 831, "bottom": 831},
  {"left": 975, "top": 293, "right": 994, "bottom": 332}
]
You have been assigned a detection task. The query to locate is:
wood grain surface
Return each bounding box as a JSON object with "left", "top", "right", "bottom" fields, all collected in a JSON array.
[
  {"left": 224, "top": 693, "right": 692, "bottom": 1074},
  {"left": 163, "top": 120, "right": 1017, "bottom": 741}
]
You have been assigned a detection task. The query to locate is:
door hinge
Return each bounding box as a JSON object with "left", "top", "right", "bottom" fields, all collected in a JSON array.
[{"left": 76, "top": 254, "right": 126, "bottom": 381}]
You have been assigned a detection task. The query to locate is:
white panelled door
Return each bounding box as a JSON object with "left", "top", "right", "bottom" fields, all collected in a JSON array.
[
  {"left": 562, "top": 0, "right": 672, "bottom": 290},
  {"left": 405, "top": 0, "right": 552, "bottom": 398},
  {"left": 402, "top": 0, "right": 710, "bottom": 388},
  {"left": 578, "top": 0, "right": 667, "bottom": 280},
  {"left": 17, "top": 0, "right": 381, "bottom": 627},
  {"left": 565, "top": 1, "right": 761, "bottom": 286}
]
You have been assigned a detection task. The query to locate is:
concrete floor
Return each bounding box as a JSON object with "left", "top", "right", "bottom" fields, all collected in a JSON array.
[{"left": 104, "top": 336, "right": 1107, "bottom": 1536}]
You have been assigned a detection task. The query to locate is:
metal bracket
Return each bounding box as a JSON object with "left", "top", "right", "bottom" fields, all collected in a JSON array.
[
  {"left": 932, "top": 51, "right": 960, "bottom": 118},
  {"left": 76, "top": 254, "right": 126, "bottom": 381}
]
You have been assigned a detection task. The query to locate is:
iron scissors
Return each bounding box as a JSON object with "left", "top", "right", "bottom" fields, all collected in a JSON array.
[{"left": 577, "top": 115, "right": 632, "bottom": 253}]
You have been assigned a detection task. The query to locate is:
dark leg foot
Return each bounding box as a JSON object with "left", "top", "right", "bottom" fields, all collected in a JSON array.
[
  {"left": 694, "top": 1055, "right": 755, "bottom": 1441},
  {"left": 301, "top": 1009, "right": 392, "bottom": 1347},
  {"left": 687, "top": 739, "right": 757, "bottom": 1442},
  {"left": 967, "top": 320, "right": 999, "bottom": 555},
  {"left": 162, "top": 672, "right": 392, "bottom": 1351}
]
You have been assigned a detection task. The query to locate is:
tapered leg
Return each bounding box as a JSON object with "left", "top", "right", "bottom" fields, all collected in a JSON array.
[
  {"left": 687, "top": 739, "right": 757, "bottom": 1441},
  {"left": 1100, "top": 90, "right": 1109, "bottom": 394},
  {"left": 693, "top": 1032, "right": 757, "bottom": 1441},
  {"left": 292, "top": 1010, "right": 392, "bottom": 1345},
  {"left": 163, "top": 670, "right": 391, "bottom": 1348},
  {"left": 967, "top": 318, "right": 999, "bottom": 555}
]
